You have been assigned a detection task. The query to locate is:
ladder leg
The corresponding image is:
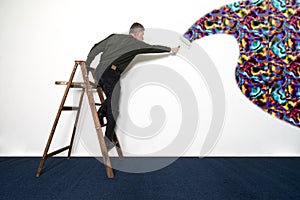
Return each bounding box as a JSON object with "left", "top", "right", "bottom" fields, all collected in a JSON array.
[
  {"left": 80, "top": 62, "right": 114, "bottom": 178},
  {"left": 36, "top": 62, "right": 79, "bottom": 177},
  {"left": 67, "top": 88, "right": 85, "bottom": 159},
  {"left": 89, "top": 66, "right": 105, "bottom": 103},
  {"left": 114, "top": 135, "right": 124, "bottom": 160}
]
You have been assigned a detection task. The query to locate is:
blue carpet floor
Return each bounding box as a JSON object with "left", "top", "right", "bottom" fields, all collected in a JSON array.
[{"left": 1, "top": 157, "right": 300, "bottom": 199}]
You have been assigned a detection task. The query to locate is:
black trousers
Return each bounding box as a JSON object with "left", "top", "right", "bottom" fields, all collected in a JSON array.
[{"left": 98, "top": 66, "right": 121, "bottom": 141}]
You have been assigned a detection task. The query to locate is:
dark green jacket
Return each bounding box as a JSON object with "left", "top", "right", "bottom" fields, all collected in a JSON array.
[{"left": 85, "top": 34, "right": 171, "bottom": 81}]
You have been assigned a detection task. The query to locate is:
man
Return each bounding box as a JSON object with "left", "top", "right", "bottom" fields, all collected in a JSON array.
[{"left": 85, "top": 22, "right": 179, "bottom": 151}]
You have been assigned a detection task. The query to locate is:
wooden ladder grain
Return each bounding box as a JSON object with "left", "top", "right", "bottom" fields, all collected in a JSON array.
[{"left": 36, "top": 60, "right": 123, "bottom": 179}]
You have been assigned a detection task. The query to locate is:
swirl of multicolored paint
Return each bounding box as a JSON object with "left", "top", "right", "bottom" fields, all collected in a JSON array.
[{"left": 183, "top": 0, "right": 300, "bottom": 127}]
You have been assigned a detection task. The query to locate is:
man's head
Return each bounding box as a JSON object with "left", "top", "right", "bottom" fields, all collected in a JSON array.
[{"left": 129, "top": 22, "right": 145, "bottom": 41}]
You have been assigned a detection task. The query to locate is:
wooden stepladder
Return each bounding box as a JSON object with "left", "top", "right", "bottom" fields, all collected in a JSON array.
[{"left": 36, "top": 60, "right": 123, "bottom": 179}]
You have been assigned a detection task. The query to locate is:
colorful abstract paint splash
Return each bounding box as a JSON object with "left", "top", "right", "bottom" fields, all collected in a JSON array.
[{"left": 184, "top": 0, "right": 300, "bottom": 127}]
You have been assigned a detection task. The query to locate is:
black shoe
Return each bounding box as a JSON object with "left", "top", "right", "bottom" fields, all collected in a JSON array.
[
  {"left": 104, "top": 136, "right": 116, "bottom": 152},
  {"left": 97, "top": 107, "right": 107, "bottom": 127}
]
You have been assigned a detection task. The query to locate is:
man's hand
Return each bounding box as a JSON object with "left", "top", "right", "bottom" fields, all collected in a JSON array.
[{"left": 171, "top": 46, "right": 180, "bottom": 54}]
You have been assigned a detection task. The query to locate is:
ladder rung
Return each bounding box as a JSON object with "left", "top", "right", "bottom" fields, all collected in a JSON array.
[
  {"left": 62, "top": 106, "right": 79, "bottom": 111},
  {"left": 55, "top": 81, "right": 84, "bottom": 88},
  {"left": 56, "top": 80, "right": 97, "bottom": 89},
  {"left": 47, "top": 146, "right": 70, "bottom": 158},
  {"left": 95, "top": 103, "right": 102, "bottom": 106}
]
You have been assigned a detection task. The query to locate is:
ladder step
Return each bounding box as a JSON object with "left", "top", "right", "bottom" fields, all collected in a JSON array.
[
  {"left": 55, "top": 81, "right": 98, "bottom": 89},
  {"left": 55, "top": 81, "right": 84, "bottom": 88},
  {"left": 62, "top": 106, "right": 79, "bottom": 111},
  {"left": 47, "top": 145, "right": 70, "bottom": 158}
]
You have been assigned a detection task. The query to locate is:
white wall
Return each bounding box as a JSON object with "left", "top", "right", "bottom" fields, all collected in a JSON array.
[{"left": 0, "top": 0, "right": 299, "bottom": 157}]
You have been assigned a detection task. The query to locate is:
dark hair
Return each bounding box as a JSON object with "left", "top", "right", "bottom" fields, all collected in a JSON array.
[{"left": 129, "top": 22, "right": 145, "bottom": 34}]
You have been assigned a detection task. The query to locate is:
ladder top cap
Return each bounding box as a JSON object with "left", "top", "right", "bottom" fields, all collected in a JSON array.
[{"left": 75, "top": 60, "right": 85, "bottom": 64}]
